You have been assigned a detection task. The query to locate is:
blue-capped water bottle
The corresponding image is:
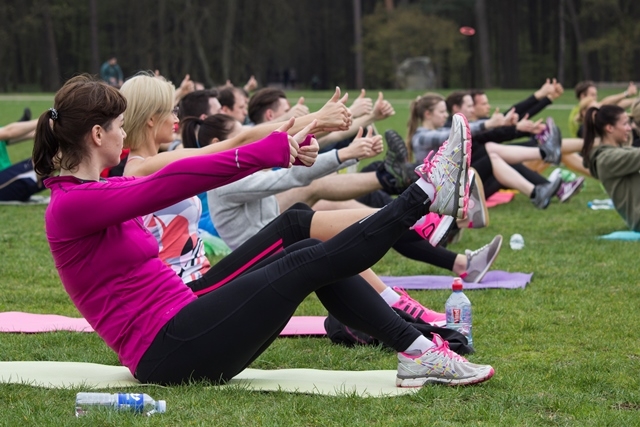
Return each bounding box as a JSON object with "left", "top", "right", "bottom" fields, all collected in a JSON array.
[
  {"left": 445, "top": 278, "right": 473, "bottom": 348},
  {"left": 75, "top": 392, "right": 166, "bottom": 417}
]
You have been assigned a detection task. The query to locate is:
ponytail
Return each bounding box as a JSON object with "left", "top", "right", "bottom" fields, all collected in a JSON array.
[
  {"left": 197, "top": 114, "right": 237, "bottom": 148},
  {"left": 406, "top": 97, "right": 421, "bottom": 160},
  {"left": 180, "top": 116, "right": 203, "bottom": 148},
  {"left": 32, "top": 109, "right": 60, "bottom": 177},
  {"left": 581, "top": 107, "right": 599, "bottom": 160}
]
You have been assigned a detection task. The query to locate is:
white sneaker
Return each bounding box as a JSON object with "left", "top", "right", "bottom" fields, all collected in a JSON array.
[
  {"left": 396, "top": 333, "right": 494, "bottom": 387},
  {"left": 414, "top": 113, "right": 471, "bottom": 219}
]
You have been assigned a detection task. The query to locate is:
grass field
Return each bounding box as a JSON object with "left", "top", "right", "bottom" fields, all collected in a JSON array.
[{"left": 1, "top": 88, "right": 640, "bottom": 426}]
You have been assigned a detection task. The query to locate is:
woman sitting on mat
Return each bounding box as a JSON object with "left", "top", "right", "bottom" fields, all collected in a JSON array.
[
  {"left": 33, "top": 74, "right": 493, "bottom": 387},
  {"left": 582, "top": 104, "right": 640, "bottom": 231}
]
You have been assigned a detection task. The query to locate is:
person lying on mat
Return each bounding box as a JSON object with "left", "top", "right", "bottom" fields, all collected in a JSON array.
[
  {"left": 582, "top": 105, "right": 640, "bottom": 232},
  {"left": 0, "top": 115, "right": 45, "bottom": 202},
  {"left": 33, "top": 74, "right": 494, "bottom": 387},
  {"left": 118, "top": 73, "right": 448, "bottom": 326}
]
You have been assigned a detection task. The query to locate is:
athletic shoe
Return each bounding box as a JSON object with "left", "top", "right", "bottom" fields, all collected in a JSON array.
[
  {"left": 556, "top": 177, "right": 585, "bottom": 203},
  {"left": 18, "top": 107, "right": 31, "bottom": 122},
  {"left": 461, "top": 235, "right": 503, "bottom": 284},
  {"left": 396, "top": 333, "right": 494, "bottom": 387},
  {"left": 466, "top": 168, "right": 488, "bottom": 228},
  {"left": 391, "top": 287, "right": 446, "bottom": 326},
  {"left": 530, "top": 176, "right": 563, "bottom": 209},
  {"left": 411, "top": 212, "right": 455, "bottom": 246},
  {"left": 384, "top": 129, "right": 409, "bottom": 163},
  {"left": 384, "top": 130, "right": 416, "bottom": 189},
  {"left": 538, "top": 117, "right": 562, "bottom": 165},
  {"left": 415, "top": 113, "right": 471, "bottom": 219},
  {"left": 376, "top": 163, "right": 417, "bottom": 195}
]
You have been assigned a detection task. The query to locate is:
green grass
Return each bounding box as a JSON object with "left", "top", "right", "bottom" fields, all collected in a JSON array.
[{"left": 2, "top": 91, "right": 640, "bottom": 426}]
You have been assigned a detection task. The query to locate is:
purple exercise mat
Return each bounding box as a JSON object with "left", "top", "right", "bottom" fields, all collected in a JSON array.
[{"left": 379, "top": 270, "right": 532, "bottom": 290}]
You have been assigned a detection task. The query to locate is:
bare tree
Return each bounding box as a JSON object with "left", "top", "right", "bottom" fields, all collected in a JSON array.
[
  {"left": 353, "top": 0, "right": 363, "bottom": 88},
  {"left": 557, "top": 0, "right": 566, "bottom": 83},
  {"left": 475, "top": 0, "right": 492, "bottom": 88},
  {"left": 40, "top": 2, "right": 61, "bottom": 91},
  {"left": 566, "top": 0, "right": 590, "bottom": 80},
  {"left": 89, "top": 0, "right": 100, "bottom": 74}
]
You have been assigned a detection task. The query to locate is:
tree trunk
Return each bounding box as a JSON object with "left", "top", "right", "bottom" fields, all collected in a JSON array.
[
  {"left": 566, "top": 0, "right": 590, "bottom": 80},
  {"left": 221, "top": 0, "right": 238, "bottom": 82},
  {"left": 475, "top": 0, "right": 492, "bottom": 88},
  {"left": 557, "top": 0, "right": 565, "bottom": 83},
  {"left": 185, "top": 0, "right": 214, "bottom": 87},
  {"left": 89, "top": 0, "right": 100, "bottom": 74},
  {"left": 41, "top": 3, "right": 61, "bottom": 91},
  {"left": 353, "top": 0, "right": 363, "bottom": 89}
]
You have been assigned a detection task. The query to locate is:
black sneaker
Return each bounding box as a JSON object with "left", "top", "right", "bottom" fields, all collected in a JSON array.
[
  {"left": 383, "top": 129, "right": 415, "bottom": 189},
  {"left": 376, "top": 163, "right": 417, "bottom": 195},
  {"left": 531, "top": 176, "right": 563, "bottom": 209},
  {"left": 18, "top": 108, "right": 31, "bottom": 122}
]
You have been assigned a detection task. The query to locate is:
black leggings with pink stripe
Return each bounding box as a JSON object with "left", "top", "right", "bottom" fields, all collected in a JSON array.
[{"left": 135, "top": 185, "right": 430, "bottom": 385}]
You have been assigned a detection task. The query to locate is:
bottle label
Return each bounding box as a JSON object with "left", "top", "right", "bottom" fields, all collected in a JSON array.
[
  {"left": 452, "top": 308, "right": 461, "bottom": 323},
  {"left": 118, "top": 393, "right": 144, "bottom": 413}
]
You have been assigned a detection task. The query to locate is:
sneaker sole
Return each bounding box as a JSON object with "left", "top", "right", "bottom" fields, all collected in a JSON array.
[
  {"left": 428, "top": 215, "right": 455, "bottom": 246},
  {"left": 396, "top": 366, "right": 495, "bottom": 387},
  {"left": 449, "top": 114, "right": 472, "bottom": 219},
  {"left": 468, "top": 167, "right": 489, "bottom": 228}
]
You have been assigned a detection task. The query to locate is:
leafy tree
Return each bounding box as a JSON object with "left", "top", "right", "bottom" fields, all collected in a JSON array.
[{"left": 362, "top": 4, "right": 469, "bottom": 88}]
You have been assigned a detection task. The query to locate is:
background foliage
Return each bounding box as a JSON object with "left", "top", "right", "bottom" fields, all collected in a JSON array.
[{"left": 1, "top": 0, "right": 640, "bottom": 92}]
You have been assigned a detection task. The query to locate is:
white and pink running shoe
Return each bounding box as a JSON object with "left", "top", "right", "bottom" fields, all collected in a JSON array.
[{"left": 415, "top": 113, "right": 472, "bottom": 219}]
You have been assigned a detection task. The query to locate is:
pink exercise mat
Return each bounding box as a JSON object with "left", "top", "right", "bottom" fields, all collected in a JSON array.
[
  {"left": 486, "top": 192, "right": 515, "bottom": 208},
  {"left": 0, "top": 312, "right": 327, "bottom": 336}
]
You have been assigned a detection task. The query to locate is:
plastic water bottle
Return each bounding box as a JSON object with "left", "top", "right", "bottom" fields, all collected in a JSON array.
[
  {"left": 509, "top": 233, "right": 525, "bottom": 250},
  {"left": 75, "top": 392, "right": 166, "bottom": 417},
  {"left": 587, "top": 199, "right": 614, "bottom": 210},
  {"left": 445, "top": 278, "right": 473, "bottom": 348}
]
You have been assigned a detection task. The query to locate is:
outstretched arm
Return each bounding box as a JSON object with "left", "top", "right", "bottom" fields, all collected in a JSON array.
[
  {"left": 0, "top": 119, "right": 38, "bottom": 144},
  {"left": 126, "top": 89, "right": 350, "bottom": 177}
]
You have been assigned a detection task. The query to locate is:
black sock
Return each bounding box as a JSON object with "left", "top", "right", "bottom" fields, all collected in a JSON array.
[
  {"left": 530, "top": 188, "right": 537, "bottom": 199},
  {"left": 539, "top": 148, "right": 546, "bottom": 160}
]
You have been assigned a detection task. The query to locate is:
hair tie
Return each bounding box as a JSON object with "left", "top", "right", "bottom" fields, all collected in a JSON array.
[{"left": 49, "top": 108, "right": 58, "bottom": 121}]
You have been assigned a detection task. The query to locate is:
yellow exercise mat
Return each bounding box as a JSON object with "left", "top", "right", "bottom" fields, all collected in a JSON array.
[{"left": 0, "top": 361, "right": 418, "bottom": 397}]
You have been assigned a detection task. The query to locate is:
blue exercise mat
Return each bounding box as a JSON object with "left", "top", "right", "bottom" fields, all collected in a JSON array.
[{"left": 598, "top": 231, "right": 640, "bottom": 241}]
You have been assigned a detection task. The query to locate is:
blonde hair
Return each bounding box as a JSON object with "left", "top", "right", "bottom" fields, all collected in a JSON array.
[
  {"left": 406, "top": 93, "right": 445, "bottom": 159},
  {"left": 119, "top": 72, "right": 175, "bottom": 150}
]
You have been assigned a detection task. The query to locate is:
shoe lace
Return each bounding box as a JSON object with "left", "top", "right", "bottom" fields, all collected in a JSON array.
[
  {"left": 431, "top": 333, "right": 468, "bottom": 362},
  {"left": 393, "top": 287, "right": 440, "bottom": 317},
  {"left": 466, "top": 241, "right": 490, "bottom": 259}
]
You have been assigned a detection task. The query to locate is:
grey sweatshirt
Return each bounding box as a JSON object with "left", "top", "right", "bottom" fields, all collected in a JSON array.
[
  {"left": 411, "top": 120, "right": 487, "bottom": 161},
  {"left": 207, "top": 151, "right": 356, "bottom": 249}
]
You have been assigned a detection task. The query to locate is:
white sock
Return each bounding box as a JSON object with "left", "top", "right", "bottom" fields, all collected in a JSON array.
[
  {"left": 380, "top": 287, "right": 400, "bottom": 306},
  {"left": 416, "top": 179, "right": 435, "bottom": 201},
  {"left": 403, "top": 335, "right": 435, "bottom": 356}
]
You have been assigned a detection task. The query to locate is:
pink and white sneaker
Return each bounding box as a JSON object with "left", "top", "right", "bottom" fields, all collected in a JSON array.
[
  {"left": 397, "top": 333, "right": 494, "bottom": 387},
  {"left": 391, "top": 287, "right": 446, "bottom": 326},
  {"left": 411, "top": 212, "right": 455, "bottom": 246},
  {"left": 415, "top": 113, "right": 471, "bottom": 219}
]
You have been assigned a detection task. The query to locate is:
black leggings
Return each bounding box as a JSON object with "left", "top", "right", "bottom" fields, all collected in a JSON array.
[
  {"left": 135, "top": 185, "right": 431, "bottom": 385},
  {"left": 357, "top": 190, "right": 456, "bottom": 269}
]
